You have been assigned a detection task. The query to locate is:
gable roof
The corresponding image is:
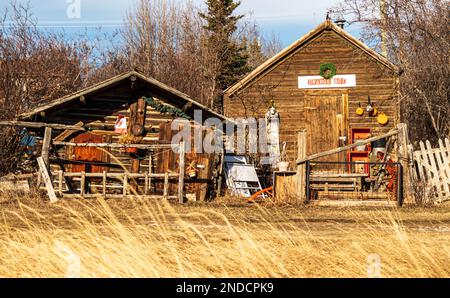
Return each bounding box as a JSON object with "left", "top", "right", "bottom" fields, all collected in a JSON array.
[
  {"left": 19, "top": 70, "right": 229, "bottom": 121},
  {"left": 225, "top": 20, "right": 400, "bottom": 96}
]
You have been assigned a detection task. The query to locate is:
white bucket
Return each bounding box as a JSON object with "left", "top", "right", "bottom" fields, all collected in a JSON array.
[{"left": 277, "top": 161, "right": 290, "bottom": 172}]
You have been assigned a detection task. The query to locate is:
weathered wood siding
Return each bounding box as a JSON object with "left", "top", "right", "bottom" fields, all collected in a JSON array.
[
  {"left": 46, "top": 93, "right": 177, "bottom": 175},
  {"left": 41, "top": 87, "right": 217, "bottom": 200},
  {"left": 224, "top": 29, "right": 399, "bottom": 161}
]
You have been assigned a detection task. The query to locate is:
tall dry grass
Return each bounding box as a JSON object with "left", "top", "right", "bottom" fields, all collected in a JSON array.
[{"left": 0, "top": 192, "right": 448, "bottom": 278}]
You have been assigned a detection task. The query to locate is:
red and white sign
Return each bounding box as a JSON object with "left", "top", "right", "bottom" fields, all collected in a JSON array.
[
  {"left": 298, "top": 74, "right": 356, "bottom": 89},
  {"left": 114, "top": 115, "right": 128, "bottom": 134}
]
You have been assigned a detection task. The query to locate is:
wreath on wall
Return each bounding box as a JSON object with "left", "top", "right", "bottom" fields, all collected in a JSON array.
[
  {"left": 143, "top": 96, "right": 192, "bottom": 120},
  {"left": 319, "top": 63, "right": 337, "bottom": 79}
]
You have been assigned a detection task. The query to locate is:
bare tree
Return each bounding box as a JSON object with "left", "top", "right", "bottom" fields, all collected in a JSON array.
[
  {"left": 0, "top": 0, "right": 282, "bottom": 175},
  {"left": 0, "top": 2, "right": 91, "bottom": 174},
  {"left": 119, "top": 0, "right": 279, "bottom": 108},
  {"left": 334, "top": 0, "right": 449, "bottom": 143},
  {"left": 120, "top": 0, "right": 211, "bottom": 104}
]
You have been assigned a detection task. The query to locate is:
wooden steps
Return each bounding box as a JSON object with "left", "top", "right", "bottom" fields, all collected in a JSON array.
[
  {"left": 316, "top": 191, "right": 390, "bottom": 200},
  {"left": 310, "top": 173, "right": 367, "bottom": 193},
  {"left": 311, "top": 199, "right": 397, "bottom": 207},
  {"left": 311, "top": 184, "right": 358, "bottom": 191}
]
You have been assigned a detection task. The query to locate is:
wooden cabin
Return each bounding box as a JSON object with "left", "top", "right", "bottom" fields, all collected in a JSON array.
[
  {"left": 224, "top": 20, "right": 401, "bottom": 168},
  {"left": 16, "top": 71, "right": 228, "bottom": 202}
]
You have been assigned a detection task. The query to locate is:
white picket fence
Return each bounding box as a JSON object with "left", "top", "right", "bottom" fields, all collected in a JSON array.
[{"left": 411, "top": 138, "right": 450, "bottom": 202}]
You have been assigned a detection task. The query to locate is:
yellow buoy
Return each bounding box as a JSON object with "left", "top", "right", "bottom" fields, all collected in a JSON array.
[
  {"left": 356, "top": 107, "right": 364, "bottom": 116},
  {"left": 377, "top": 113, "right": 389, "bottom": 125}
]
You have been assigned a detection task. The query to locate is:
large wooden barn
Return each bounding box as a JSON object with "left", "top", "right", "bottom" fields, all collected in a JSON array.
[
  {"left": 224, "top": 19, "right": 401, "bottom": 168},
  {"left": 10, "top": 71, "right": 228, "bottom": 202}
]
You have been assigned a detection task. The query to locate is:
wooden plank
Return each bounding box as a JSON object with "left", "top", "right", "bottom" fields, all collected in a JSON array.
[
  {"left": 102, "top": 171, "right": 107, "bottom": 197},
  {"left": 80, "top": 171, "right": 86, "bottom": 197},
  {"left": 148, "top": 155, "right": 153, "bottom": 193},
  {"left": 415, "top": 147, "right": 429, "bottom": 181},
  {"left": 311, "top": 177, "right": 363, "bottom": 183},
  {"left": 58, "top": 170, "right": 63, "bottom": 197},
  {"left": 419, "top": 141, "right": 439, "bottom": 199},
  {"left": 178, "top": 142, "right": 185, "bottom": 203},
  {"left": 62, "top": 194, "right": 178, "bottom": 200},
  {"left": 425, "top": 140, "right": 445, "bottom": 199},
  {"left": 36, "top": 157, "right": 58, "bottom": 203},
  {"left": 42, "top": 127, "right": 52, "bottom": 167},
  {"left": 275, "top": 172, "right": 298, "bottom": 204},
  {"left": 123, "top": 173, "right": 128, "bottom": 196},
  {"left": 37, "top": 170, "right": 42, "bottom": 188},
  {"left": 59, "top": 172, "right": 179, "bottom": 178},
  {"left": 144, "top": 172, "right": 149, "bottom": 195},
  {"left": 297, "top": 129, "right": 399, "bottom": 164},
  {"left": 397, "top": 123, "right": 413, "bottom": 203},
  {"left": 433, "top": 140, "right": 450, "bottom": 196},
  {"left": 53, "top": 141, "right": 174, "bottom": 149},
  {"left": 0, "top": 121, "right": 86, "bottom": 130},
  {"left": 163, "top": 172, "right": 169, "bottom": 200},
  {"left": 53, "top": 121, "right": 84, "bottom": 142},
  {"left": 414, "top": 150, "right": 425, "bottom": 180},
  {"left": 131, "top": 159, "right": 140, "bottom": 175},
  {"left": 438, "top": 139, "right": 450, "bottom": 180},
  {"left": 296, "top": 130, "right": 307, "bottom": 202},
  {"left": 197, "top": 153, "right": 210, "bottom": 202}
]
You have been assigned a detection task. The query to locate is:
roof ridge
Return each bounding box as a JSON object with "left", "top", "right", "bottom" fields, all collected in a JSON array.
[
  {"left": 18, "top": 70, "right": 230, "bottom": 122},
  {"left": 225, "top": 20, "right": 399, "bottom": 96}
]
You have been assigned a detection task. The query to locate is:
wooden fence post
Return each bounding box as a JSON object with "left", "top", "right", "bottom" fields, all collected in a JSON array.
[
  {"left": 81, "top": 171, "right": 86, "bottom": 197},
  {"left": 38, "top": 126, "right": 52, "bottom": 197},
  {"left": 144, "top": 172, "right": 149, "bottom": 195},
  {"left": 37, "top": 157, "right": 58, "bottom": 203},
  {"left": 178, "top": 141, "right": 185, "bottom": 204},
  {"left": 148, "top": 154, "right": 153, "bottom": 194},
  {"left": 296, "top": 130, "right": 307, "bottom": 203},
  {"left": 164, "top": 172, "right": 169, "bottom": 200},
  {"left": 102, "top": 171, "right": 107, "bottom": 198},
  {"left": 123, "top": 173, "right": 128, "bottom": 196},
  {"left": 397, "top": 123, "right": 413, "bottom": 204},
  {"left": 42, "top": 127, "right": 52, "bottom": 167},
  {"left": 58, "top": 170, "right": 63, "bottom": 197}
]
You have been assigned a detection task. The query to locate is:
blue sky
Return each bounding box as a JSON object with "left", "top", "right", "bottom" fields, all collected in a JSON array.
[{"left": 0, "top": 0, "right": 361, "bottom": 47}]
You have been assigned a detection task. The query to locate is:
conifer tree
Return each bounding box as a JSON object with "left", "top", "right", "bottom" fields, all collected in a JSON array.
[{"left": 200, "top": 0, "right": 250, "bottom": 112}]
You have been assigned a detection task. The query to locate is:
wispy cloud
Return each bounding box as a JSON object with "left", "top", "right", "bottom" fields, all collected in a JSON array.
[{"left": 0, "top": 0, "right": 346, "bottom": 45}]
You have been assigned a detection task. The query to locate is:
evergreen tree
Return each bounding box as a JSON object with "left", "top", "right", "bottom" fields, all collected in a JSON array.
[{"left": 200, "top": 0, "right": 250, "bottom": 112}]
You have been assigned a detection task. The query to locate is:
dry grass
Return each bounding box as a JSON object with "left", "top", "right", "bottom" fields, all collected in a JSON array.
[{"left": 0, "top": 192, "right": 448, "bottom": 278}]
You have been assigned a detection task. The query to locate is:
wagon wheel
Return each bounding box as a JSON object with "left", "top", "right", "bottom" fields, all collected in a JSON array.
[{"left": 248, "top": 186, "right": 274, "bottom": 203}]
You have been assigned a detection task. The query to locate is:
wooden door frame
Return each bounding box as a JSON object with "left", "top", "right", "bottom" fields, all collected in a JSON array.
[
  {"left": 304, "top": 89, "right": 349, "bottom": 143},
  {"left": 303, "top": 89, "right": 350, "bottom": 163}
]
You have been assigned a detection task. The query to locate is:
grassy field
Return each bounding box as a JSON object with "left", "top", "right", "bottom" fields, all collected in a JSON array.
[{"left": 0, "top": 192, "right": 448, "bottom": 278}]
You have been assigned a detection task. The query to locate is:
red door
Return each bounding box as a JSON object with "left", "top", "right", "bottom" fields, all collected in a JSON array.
[{"left": 71, "top": 133, "right": 106, "bottom": 173}]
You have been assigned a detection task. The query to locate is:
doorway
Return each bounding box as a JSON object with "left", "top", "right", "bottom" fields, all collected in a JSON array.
[
  {"left": 70, "top": 133, "right": 109, "bottom": 173},
  {"left": 304, "top": 91, "right": 348, "bottom": 171}
]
